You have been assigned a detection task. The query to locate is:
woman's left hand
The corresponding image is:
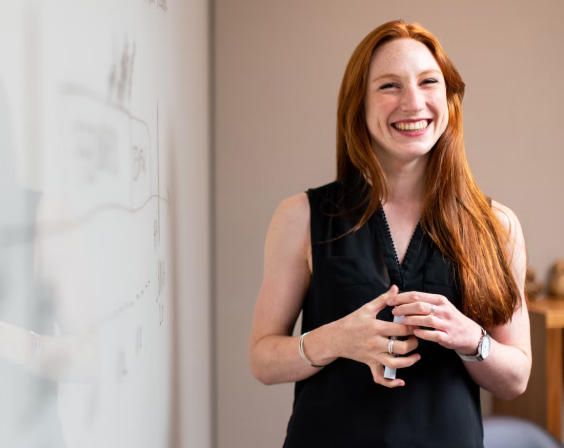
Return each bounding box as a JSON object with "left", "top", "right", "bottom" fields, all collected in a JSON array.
[{"left": 387, "top": 291, "right": 483, "bottom": 355}]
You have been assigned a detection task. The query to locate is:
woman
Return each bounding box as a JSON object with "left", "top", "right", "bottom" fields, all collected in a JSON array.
[{"left": 249, "top": 20, "right": 531, "bottom": 448}]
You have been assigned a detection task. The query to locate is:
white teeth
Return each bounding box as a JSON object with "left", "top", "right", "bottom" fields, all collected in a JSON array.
[{"left": 393, "top": 120, "right": 428, "bottom": 131}]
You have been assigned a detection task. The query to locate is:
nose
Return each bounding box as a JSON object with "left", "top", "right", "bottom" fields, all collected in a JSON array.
[{"left": 400, "top": 85, "right": 425, "bottom": 113}]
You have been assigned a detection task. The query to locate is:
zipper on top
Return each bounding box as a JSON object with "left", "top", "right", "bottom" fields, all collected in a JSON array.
[{"left": 380, "top": 206, "right": 420, "bottom": 293}]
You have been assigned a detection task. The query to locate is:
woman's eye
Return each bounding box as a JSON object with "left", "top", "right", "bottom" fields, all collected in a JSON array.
[{"left": 379, "top": 80, "right": 438, "bottom": 90}]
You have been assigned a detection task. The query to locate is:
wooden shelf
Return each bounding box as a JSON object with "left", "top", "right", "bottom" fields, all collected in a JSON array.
[
  {"left": 529, "top": 297, "right": 564, "bottom": 328},
  {"left": 494, "top": 296, "right": 564, "bottom": 440}
]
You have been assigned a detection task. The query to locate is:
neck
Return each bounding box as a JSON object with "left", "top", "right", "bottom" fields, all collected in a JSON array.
[{"left": 366, "top": 150, "right": 428, "bottom": 206}]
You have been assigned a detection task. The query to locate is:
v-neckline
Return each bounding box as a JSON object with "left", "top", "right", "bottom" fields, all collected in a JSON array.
[
  {"left": 380, "top": 205, "right": 421, "bottom": 268},
  {"left": 375, "top": 204, "right": 422, "bottom": 292}
]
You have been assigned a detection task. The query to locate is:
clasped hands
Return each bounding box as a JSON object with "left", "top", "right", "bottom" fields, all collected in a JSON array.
[{"left": 335, "top": 284, "right": 483, "bottom": 388}]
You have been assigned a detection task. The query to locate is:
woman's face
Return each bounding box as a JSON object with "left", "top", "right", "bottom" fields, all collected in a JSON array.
[{"left": 365, "top": 38, "right": 448, "bottom": 165}]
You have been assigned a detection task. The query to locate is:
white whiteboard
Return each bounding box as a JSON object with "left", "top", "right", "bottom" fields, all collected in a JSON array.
[{"left": 0, "top": 1, "right": 178, "bottom": 447}]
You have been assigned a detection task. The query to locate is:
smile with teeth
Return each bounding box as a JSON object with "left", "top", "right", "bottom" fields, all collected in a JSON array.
[{"left": 392, "top": 120, "right": 429, "bottom": 131}]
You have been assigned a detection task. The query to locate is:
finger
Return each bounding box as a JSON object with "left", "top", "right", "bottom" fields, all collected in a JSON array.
[
  {"left": 413, "top": 328, "right": 449, "bottom": 345},
  {"left": 387, "top": 291, "right": 445, "bottom": 307},
  {"left": 378, "top": 321, "right": 415, "bottom": 337},
  {"left": 401, "top": 315, "right": 444, "bottom": 330},
  {"left": 369, "top": 285, "right": 399, "bottom": 314},
  {"left": 386, "top": 336, "right": 419, "bottom": 355},
  {"left": 371, "top": 363, "right": 405, "bottom": 388},
  {"left": 381, "top": 352, "right": 421, "bottom": 369},
  {"left": 392, "top": 301, "right": 436, "bottom": 317}
]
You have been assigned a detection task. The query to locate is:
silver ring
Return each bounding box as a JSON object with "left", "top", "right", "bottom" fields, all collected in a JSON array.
[
  {"left": 388, "top": 338, "right": 394, "bottom": 355},
  {"left": 430, "top": 304, "right": 436, "bottom": 316}
]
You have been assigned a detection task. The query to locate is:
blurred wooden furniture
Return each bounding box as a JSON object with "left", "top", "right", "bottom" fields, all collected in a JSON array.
[{"left": 494, "top": 297, "right": 564, "bottom": 441}]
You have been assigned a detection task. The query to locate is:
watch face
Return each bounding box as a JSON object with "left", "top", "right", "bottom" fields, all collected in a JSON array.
[{"left": 481, "top": 335, "right": 491, "bottom": 358}]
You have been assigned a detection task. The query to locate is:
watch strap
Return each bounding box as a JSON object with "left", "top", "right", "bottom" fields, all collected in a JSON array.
[{"left": 455, "top": 325, "right": 487, "bottom": 362}]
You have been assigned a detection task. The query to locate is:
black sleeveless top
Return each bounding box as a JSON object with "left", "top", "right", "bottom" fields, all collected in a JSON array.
[{"left": 282, "top": 178, "right": 483, "bottom": 448}]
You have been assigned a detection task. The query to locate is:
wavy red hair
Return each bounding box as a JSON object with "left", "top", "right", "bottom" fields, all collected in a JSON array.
[{"left": 336, "top": 20, "right": 520, "bottom": 328}]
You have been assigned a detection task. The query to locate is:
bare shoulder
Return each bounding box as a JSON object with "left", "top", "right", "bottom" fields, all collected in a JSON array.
[
  {"left": 272, "top": 192, "right": 310, "bottom": 229},
  {"left": 492, "top": 199, "right": 526, "bottom": 258},
  {"left": 267, "top": 192, "right": 310, "bottom": 253},
  {"left": 491, "top": 199, "right": 521, "bottom": 233},
  {"left": 490, "top": 198, "right": 527, "bottom": 288}
]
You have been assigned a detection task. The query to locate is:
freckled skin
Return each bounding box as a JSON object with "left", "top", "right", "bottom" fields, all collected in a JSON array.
[{"left": 365, "top": 38, "right": 449, "bottom": 167}]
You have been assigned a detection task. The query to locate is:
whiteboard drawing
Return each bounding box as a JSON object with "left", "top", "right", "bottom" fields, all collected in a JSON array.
[{"left": 0, "top": 1, "right": 176, "bottom": 447}]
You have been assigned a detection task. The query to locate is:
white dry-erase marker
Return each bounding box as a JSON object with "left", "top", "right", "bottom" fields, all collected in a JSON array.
[{"left": 383, "top": 315, "right": 403, "bottom": 380}]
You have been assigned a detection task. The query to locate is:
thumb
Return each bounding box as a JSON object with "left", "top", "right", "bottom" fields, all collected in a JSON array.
[{"left": 370, "top": 285, "right": 398, "bottom": 314}]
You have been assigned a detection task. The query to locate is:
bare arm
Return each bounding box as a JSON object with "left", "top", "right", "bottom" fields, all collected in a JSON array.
[
  {"left": 249, "top": 193, "right": 419, "bottom": 386},
  {"left": 248, "top": 193, "right": 340, "bottom": 385},
  {"left": 461, "top": 201, "right": 531, "bottom": 399}
]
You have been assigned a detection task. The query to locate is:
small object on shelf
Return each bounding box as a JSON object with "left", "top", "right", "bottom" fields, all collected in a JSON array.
[
  {"left": 525, "top": 266, "right": 543, "bottom": 301},
  {"left": 547, "top": 259, "right": 564, "bottom": 298}
]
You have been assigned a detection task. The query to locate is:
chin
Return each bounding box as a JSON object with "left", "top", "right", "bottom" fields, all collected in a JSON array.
[
  {"left": 393, "top": 146, "right": 434, "bottom": 162},
  {"left": 372, "top": 137, "right": 436, "bottom": 163}
]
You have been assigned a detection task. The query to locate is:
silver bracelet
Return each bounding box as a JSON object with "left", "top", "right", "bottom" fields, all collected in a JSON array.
[{"left": 299, "top": 332, "right": 326, "bottom": 368}]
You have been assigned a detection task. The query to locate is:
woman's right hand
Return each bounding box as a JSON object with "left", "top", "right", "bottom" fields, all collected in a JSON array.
[{"left": 333, "top": 285, "right": 420, "bottom": 387}]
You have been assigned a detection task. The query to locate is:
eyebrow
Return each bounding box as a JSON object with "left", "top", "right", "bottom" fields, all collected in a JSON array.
[{"left": 371, "top": 69, "right": 443, "bottom": 83}]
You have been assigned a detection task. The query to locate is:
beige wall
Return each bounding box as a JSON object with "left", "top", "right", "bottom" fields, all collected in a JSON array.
[{"left": 214, "top": 1, "right": 564, "bottom": 447}]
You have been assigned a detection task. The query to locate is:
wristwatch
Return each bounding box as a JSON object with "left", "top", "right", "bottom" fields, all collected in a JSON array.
[{"left": 455, "top": 325, "right": 490, "bottom": 362}]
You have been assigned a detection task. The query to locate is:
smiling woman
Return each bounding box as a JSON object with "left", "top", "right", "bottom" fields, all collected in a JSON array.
[
  {"left": 365, "top": 39, "right": 449, "bottom": 161},
  {"left": 249, "top": 19, "right": 531, "bottom": 448}
]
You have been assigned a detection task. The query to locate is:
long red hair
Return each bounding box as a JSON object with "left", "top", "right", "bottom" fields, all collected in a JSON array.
[{"left": 336, "top": 20, "right": 520, "bottom": 328}]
